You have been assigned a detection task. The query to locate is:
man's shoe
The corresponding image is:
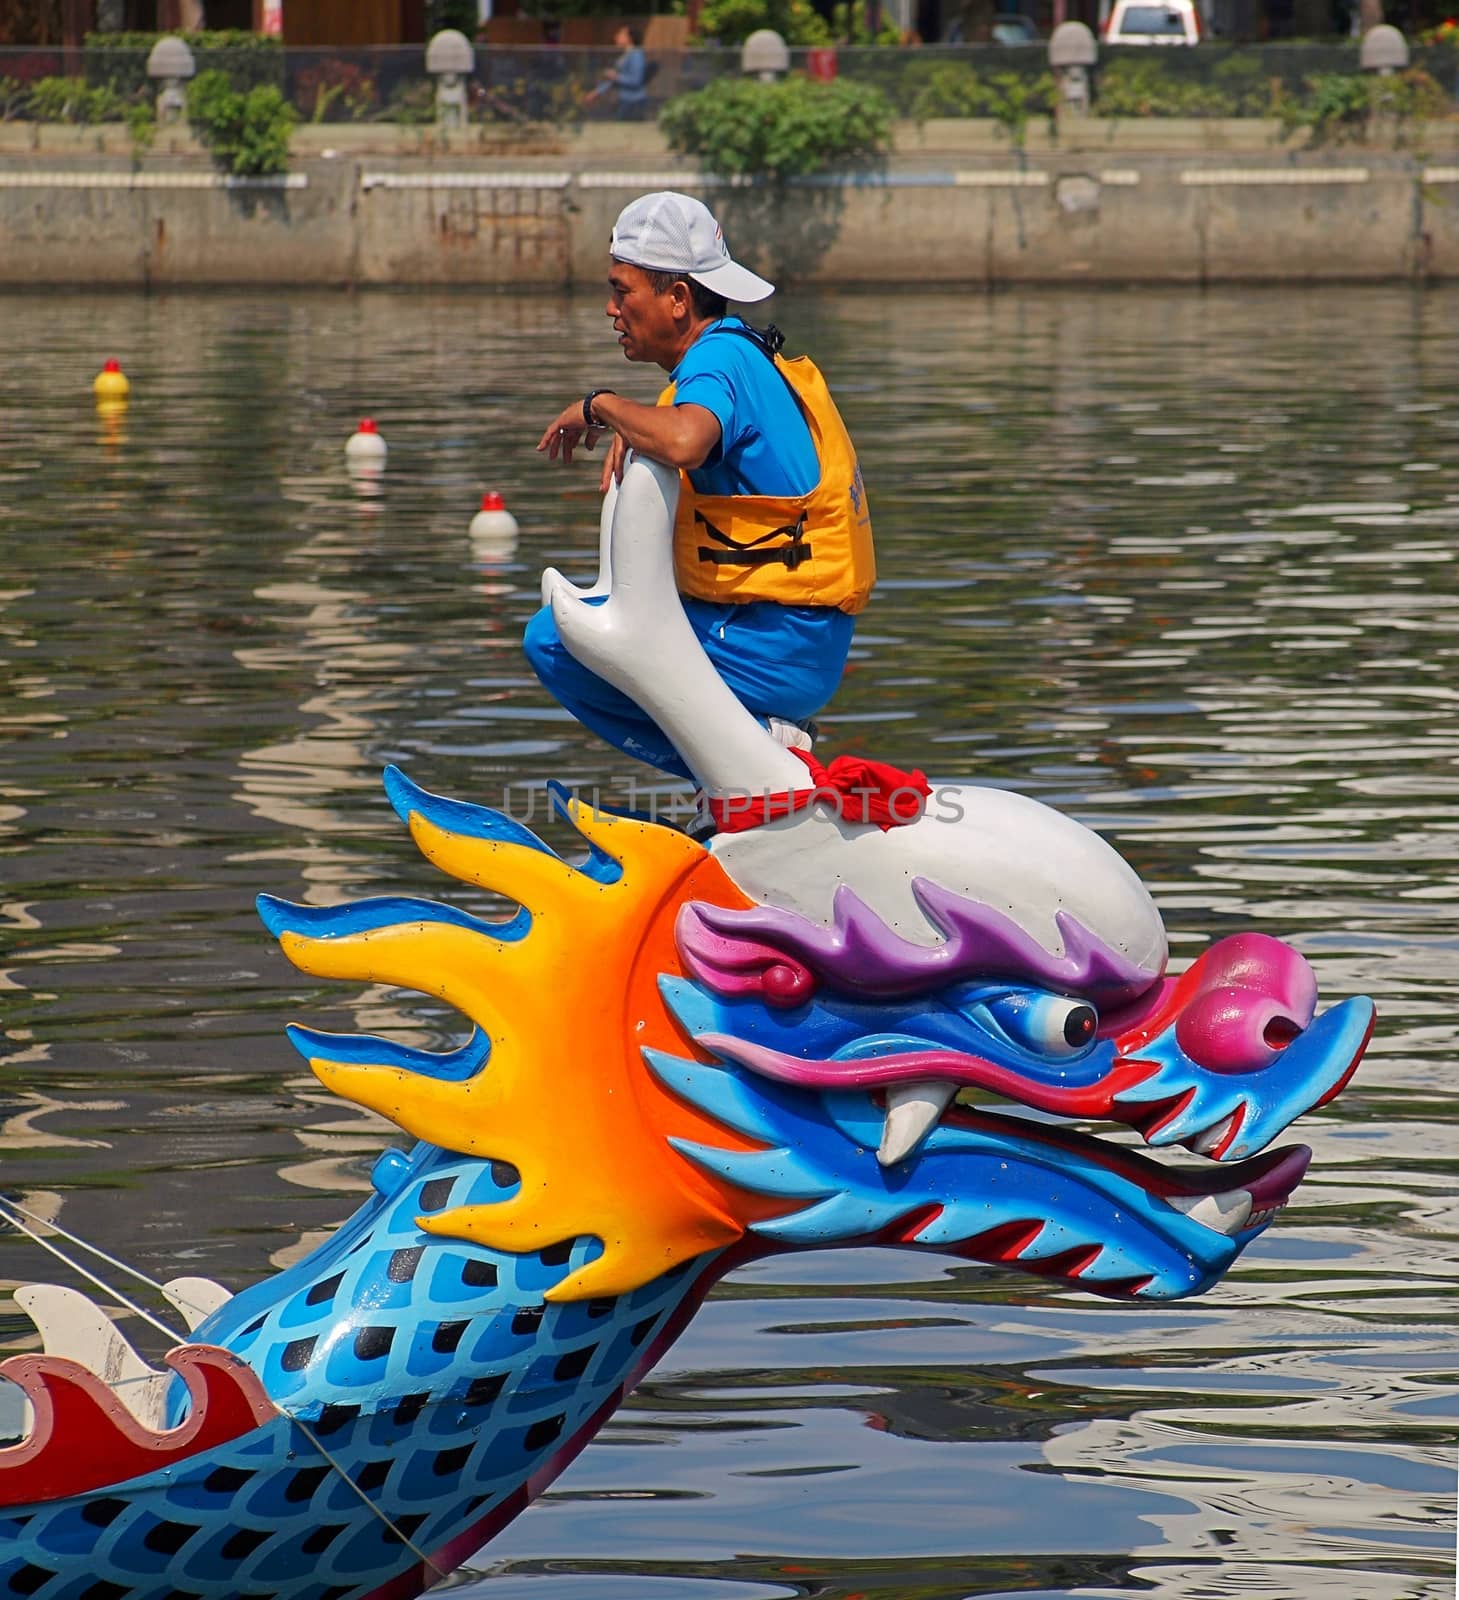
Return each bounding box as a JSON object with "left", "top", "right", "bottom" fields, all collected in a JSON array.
[{"left": 682, "top": 790, "right": 717, "bottom": 843}]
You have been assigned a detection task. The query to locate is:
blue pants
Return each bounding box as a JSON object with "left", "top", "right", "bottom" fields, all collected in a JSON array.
[{"left": 523, "top": 597, "right": 855, "bottom": 780}]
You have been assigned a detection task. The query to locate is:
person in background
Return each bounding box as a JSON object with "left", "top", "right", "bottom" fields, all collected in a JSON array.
[
  {"left": 531, "top": 190, "right": 875, "bottom": 784},
  {"left": 585, "top": 24, "right": 649, "bottom": 119}
]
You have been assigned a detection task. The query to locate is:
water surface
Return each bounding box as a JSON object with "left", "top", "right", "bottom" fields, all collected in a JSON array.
[{"left": 0, "top": 285, "right": 1455, "bottom": 1598}]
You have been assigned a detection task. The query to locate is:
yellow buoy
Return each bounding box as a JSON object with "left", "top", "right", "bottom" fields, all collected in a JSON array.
[{"left": 93, "top": 359, "right": 130, "bottom": 401}]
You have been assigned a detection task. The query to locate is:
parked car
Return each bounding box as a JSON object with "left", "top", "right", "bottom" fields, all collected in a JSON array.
[
  {"left": 991, "top": 13, "right": 1040, "bottom": 42},
  {"left": 1103, "top": 0, "right": 1200, "bottom": 42}
]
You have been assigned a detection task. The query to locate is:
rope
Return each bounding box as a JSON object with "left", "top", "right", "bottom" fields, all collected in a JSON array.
[
  {"left": 291, "top": 1415, "right": 448, "bottom": 1581},
  {"left": 0, "top": 1192, "right": 447, "bottom": 1579},
  {"left": 0, "top": 1196, "right": 186, "bottom": 1345},
  {"left": 0, "top": 1193, "right": 219, "bottom": 1326}
]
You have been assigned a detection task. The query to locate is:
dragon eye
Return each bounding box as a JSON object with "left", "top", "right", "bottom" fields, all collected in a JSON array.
[{"left": 985, "top": 993, "right": 1100, "bottom": 1058}]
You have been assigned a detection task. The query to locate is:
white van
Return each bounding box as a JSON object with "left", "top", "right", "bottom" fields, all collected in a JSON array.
[{"left": 1103, "top": 0, "right": 1200, "bottom": 42}]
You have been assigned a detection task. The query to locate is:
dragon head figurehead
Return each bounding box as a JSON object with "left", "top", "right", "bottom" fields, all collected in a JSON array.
[{"left": 263, "top": 757, "right": 1371, "bottom": 1311}]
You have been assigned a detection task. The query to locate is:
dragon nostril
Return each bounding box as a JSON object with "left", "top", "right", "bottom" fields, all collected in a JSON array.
[
  {"left": 1263, "top": 1016, "right": 1301, "bottom": 1051},
  {"left": 1176, "top": 985, "right": 1305, "bottom": 1072}
]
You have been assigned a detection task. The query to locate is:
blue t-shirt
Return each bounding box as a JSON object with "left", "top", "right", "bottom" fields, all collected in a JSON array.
[
  {"left": 612, "top": 46, "right": 647, "bottom": 107},
  {"left": 670, "top": 319, "right": 819, "bottom": 500}
]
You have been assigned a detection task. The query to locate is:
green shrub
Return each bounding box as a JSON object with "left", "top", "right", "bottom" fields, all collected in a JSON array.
[
  {"left": 1095, "top": 55, "right": 1235, "bottom": 116},
  {"left": 907, "top": 61, "right": 986, "bottom": 117},
  {"left": 1392, "top": 65, "right": 1450, "bottom": 119},
  {"left": 0, "top": 76, "right": 26, "bottom": 120},
  {"left": 86, "top": 28, "right": 280, "bottom": 50},
  {"left": 908, "top": 62, "right": 1054, "bottom": 141},
  {"left": 384, "top": 79, "right": 437, "bottom": 125},
  {"left": 692, "top": 0, "right": 832, "bottom": 47},
  {"left": 1279, "top": 68, "right": 1368, "bottom": 139},
  {"left": 660, "top": 72, "right": 892, "bottom": 178},
  {"left": 906, "top": 61, "right": 1057, "bottom": 142},
  {"left": 1209, "top": 50, "right": 1280, "bottom": 115},
  {"left": 84, "top": 30, "right": 283, "bottom": 98},
  {"left": 125, "top": 99, "right": 156, "bottom": 162},
  {"left": 26, "top": 75, "right": 128, "bottom": 122},
  {"left": 1279, "top": 66, "right": 1450, "bottom": 145},
  {"left": 827, "top": 0, "right": 902, "bottom": 43},
  {"left": 979, "top": 69, "right": 1056, "bottom": 143},
  {"left": 186, "top": 67, "right": 295, "bottom": 176}
]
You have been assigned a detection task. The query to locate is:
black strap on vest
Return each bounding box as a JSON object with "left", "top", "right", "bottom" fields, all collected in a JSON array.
[
  {"left": 720, "top": 320, "right": 785, "bottom": 359},
  {"left": 691, "top": 321, "right": 812, "bottom": 572},
  {"left": 708, "top": 320, "right": 796, "bottom": 392},
  {"left": 696, "top": 509, "right": 812, "bottom": 571}
]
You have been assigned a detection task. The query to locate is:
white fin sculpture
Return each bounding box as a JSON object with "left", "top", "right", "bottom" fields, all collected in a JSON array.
[
  {"left": 162, "top": 1276, "right": 234, "bottom": 1332},
  {"left": 542, "top": 474, "right": 620, "bottom": 605},
  {"left": 540, "top": 454, "right": 812, "bottom": 802},
  {"left": 13, "top": 1283, "right": 169, "bottom": 1429}
]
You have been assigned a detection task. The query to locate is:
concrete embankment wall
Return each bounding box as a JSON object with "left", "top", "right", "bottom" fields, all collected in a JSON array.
[{"left": 3, "top": 121, "right": 1458, "bottom": 287}]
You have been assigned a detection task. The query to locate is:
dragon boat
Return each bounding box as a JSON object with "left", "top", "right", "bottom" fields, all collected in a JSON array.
[{"left": 0, "top": 458, "right": 1374, "bottom": 1600}]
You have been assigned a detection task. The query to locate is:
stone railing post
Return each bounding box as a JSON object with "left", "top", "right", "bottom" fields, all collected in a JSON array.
[
  {"left": 741, "top": 29, "right": 790, "bottom": 81},
  {"left": 1360, "top": 23, "right": 1409, "bottom": 142},
  {"left": 426, "top": 28, "right": 475, "bottom": 131},
  {"left": 146, "top": 35, "right": 195, "bottom": 125},
  {"left": 1049, "top": 21, "right": 1097, "bottom": 119},
  {"left": 1359, "top": 21, "right": 1408, "bottom": 73}
]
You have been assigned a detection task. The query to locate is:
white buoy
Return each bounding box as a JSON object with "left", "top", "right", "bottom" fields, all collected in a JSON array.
[
  {"left": 345, "top": 417, "right": 387, "bottom": 464},
  {"left": 469, "top": 491, "right": 519, "bottom": 543}
]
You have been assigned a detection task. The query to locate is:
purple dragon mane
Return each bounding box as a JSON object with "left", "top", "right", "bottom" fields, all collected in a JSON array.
[{"left": 678, "top": 878, "right": 1163, "bottom": 1008}]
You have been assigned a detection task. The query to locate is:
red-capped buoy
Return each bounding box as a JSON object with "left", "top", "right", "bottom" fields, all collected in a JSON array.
[
  {"left": 469, "top": 491, "right": 519, "bottom": 542},
  {"left": 93, "top": 359, "right": 130, "bottom": 401},
  {"left": 345, "top": 417, "right": 387, "bottom": 464}
]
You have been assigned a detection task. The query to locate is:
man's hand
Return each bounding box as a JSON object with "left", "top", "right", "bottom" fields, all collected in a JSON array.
[
  {"left": 537, "top": 401, "right": 606, "bottom": 466},
  {"left": 537, "top": 393, "right": 719, "bottom": 481},
  {"left": 600, "top": 431, "right": 629, "bottom": 493}
]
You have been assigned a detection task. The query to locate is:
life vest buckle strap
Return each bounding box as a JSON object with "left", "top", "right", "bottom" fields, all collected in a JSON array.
[
  {"left": 695, "top": 510, "right": 810, "bottom": 570},
  {"left": 696, "top": 540, "right": 815, "bottom": 570}
]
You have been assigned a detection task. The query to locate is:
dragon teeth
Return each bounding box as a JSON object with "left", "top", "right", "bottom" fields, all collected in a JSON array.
[
  {"left": 877, "top": 1080, "right": 957, "bottom": 1167},
  {"left": 1169, "top": 1189, "right": 1254, "bottom": 1235},
  {"left": 1188, "top": 1109, "right": 1240, "bottom": 1156}
]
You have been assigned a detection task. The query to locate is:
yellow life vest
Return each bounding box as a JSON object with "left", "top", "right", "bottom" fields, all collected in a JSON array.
[{"left": 657, "top": 340, "right": 875, "bottom": 615}]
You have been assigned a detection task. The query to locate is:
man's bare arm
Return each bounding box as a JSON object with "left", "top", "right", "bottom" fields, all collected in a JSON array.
[{"left": 537, "top": 395, "right": 720, "bottom": 476}]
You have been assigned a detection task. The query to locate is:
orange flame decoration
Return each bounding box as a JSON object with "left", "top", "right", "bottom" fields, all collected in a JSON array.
[
  {"left": 279, "top": 799, "right": 787, "bottom": 1303},
  {"left": 0, "top": 1345, "right": 279, "bottom": 1508}
]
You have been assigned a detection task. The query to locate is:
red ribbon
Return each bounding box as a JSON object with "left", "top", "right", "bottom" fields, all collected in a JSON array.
[{"left": 708, "top": 747, "right": 931, "bottom": 835}]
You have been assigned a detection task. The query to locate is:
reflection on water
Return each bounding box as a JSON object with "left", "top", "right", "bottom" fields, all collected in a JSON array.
[{"left": 0, "top": 286, "right": 1455, "bottom": 1598}]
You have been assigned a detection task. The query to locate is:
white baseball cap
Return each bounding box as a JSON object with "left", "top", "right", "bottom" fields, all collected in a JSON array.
[{"left": 610, "top": 191, "right": 775, "bottom": 304}]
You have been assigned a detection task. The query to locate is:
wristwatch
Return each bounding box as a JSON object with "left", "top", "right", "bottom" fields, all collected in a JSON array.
[{"left": 583, "top": 389, "right": 615, "bottom": 428}]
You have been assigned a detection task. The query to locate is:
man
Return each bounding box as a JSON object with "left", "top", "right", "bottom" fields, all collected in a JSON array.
[
  {"left": 531, "top": 189, "right": 874, "bottom": 781},
  {"left": 584, "top": 24, "right": 649, "bottom": 120}
]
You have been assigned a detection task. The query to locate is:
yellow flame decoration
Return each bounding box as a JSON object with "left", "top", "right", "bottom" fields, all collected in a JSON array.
[{"left": 277, "top": 800, "right": 772, "bottom": 1301}]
